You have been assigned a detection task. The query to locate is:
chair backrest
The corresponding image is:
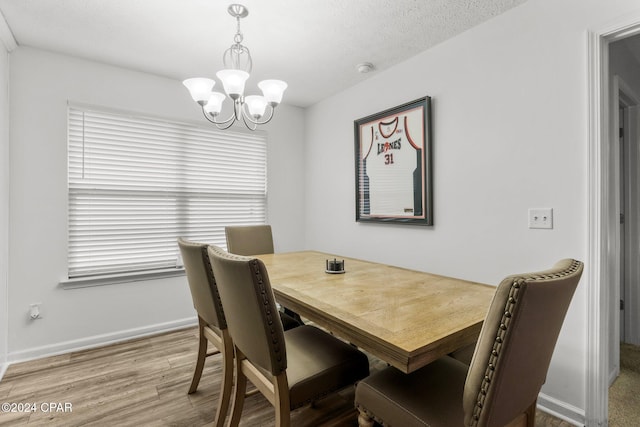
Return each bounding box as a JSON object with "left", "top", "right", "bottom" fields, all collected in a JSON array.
[
  {"left": 463, "top": 259, "right": 583, "bottom": 427},
  {"left": 225, "top": 225, "right": 274, "bottom": 255},
  {"left": 177, "top": 238, "right": 227, "bottom": 330},
  {"left": 207, "top": 245, "right": 287, "bottom": 376}
]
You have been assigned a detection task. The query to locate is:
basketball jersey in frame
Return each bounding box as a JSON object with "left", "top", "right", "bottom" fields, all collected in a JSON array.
[{"left": 360, "top": 110, "right": 423, "bottom": 217}]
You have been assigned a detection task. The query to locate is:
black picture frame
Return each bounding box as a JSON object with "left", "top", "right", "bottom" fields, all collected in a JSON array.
[{"left": 354, "top": 97, "right": 433, "bottom": 225}]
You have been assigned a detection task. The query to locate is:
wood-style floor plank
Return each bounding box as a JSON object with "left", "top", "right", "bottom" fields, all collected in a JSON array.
[{"left": 0, "top": 327, "right": 571, "bottom": 426}]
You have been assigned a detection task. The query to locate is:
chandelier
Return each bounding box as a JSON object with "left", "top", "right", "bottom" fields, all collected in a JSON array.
[{"left": 183, "top": 4, "right": 287, "bottom": 131}]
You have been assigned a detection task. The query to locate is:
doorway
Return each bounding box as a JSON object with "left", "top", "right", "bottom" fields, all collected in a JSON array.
[
  {"left": 588, "top": 20, "right": 640, "bottom": 426},
  {"left": 610, "top": 73, "right": 640, "bottom": 384}
]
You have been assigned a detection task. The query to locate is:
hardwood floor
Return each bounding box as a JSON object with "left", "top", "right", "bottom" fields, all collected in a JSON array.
[{"left": 0, "top": 327, "right": 573, "bottom": 426}]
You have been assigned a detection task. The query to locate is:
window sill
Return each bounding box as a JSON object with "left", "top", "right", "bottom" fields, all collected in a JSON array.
[{"left": 60, "top": 267, "right": 186, "bottom": 289}]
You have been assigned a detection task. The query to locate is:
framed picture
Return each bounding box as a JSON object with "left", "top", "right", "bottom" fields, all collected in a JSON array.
[{"left": 354, "top": 97, "right": 432, "bottom": 225}]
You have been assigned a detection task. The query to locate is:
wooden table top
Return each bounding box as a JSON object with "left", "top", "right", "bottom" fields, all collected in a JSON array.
[{"left": 256, "top": 250, "right": 496, "bottom": 373}]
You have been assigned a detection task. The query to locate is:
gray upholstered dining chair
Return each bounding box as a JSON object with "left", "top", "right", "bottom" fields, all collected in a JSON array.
[
  {"left": 178, "top": 237, "right": 302, "bottom": 426},
  {"left": 207, "top": 245, "right": 370, "bottom": 427},
  {"left": 225, "top": 224, "right": 274, "bottom": 256},
  {"left": 225, "top": 224, "right": 303, "bottom": 329},
  {"left": 355, "top": 258, "right": 584, "bottom": 427},
  {"left": 177, "top": 238, "right": 233, "bottom": 427}
]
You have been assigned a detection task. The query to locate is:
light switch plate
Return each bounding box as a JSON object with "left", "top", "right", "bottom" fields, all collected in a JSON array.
[{"left": 528, "top": 208, "right": 553, "bottom": 229}]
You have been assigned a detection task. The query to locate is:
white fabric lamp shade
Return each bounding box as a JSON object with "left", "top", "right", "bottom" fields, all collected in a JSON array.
[
  {"left": 258, "top": 80, "right": 287, "bottom": 105},
  {"left": 183, "top": 78, "right": 215, "bottom": 104},
  {"left": 244, "top": 95, "right": 268, "bottom": 118},
  {"left": 216, "top": 69, "right": 250, "bottom": 99}
]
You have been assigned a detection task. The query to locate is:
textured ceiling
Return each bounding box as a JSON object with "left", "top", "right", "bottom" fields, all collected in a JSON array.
[{"left": 0, "top": 0, "right": 528, "bottom": 107}]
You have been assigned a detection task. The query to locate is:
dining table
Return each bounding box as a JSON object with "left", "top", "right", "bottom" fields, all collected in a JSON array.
[{"left": 256, "top": 250, "right": 496, "bottom": 374}]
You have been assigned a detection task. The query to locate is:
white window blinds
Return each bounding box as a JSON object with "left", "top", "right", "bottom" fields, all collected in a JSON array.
[{"left": 67, "top": 105, "right": 267, "bottom": 279}]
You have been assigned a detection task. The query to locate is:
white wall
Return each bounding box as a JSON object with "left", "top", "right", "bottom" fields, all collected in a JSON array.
[
  {"left": 0, "top": 35, "right": 9, "bottom": 377},
  {"left": 304, "top": 0, "right": 640, "bottom": 422},
  {"left": 7, "top": 47, "right": 305, "bottom": 361}
]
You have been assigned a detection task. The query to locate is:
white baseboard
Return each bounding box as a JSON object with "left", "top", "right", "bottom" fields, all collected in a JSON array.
[
  {"left": 609, "top": 366, "right": 620, "bottom": 386},
  {"left": 538, "top": 392, "right": 586, "bottom": 426},
  {"left": 0, "top": 362, "right": 7, "bottom": 382},
  {"left": 7, "top": 316, "right": 198, "bottom": 365}
]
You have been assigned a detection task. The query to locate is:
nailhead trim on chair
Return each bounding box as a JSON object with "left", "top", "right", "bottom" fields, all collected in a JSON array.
[
  {"left": 470, "top": 278, "right": 522, "bottom": 426},
  {"left": 200, "top": 245, "right": 228, "bottom": 329},
  {"left": 249, "top": 259, "right": 285, "bottom": 369},
  {"left": 469, "top": 260, "right": 582, "bottom": 426}
]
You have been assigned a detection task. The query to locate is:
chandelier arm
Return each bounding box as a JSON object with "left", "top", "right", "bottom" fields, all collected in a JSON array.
[
  {"left": 241, "top": 113, "right": 258, "bottom": 131},
  {"left": 240, "top": 103, "right": 276, "bottom": 126},
  {"left": 215, "top": 121, "right": 237, "bottom": 131},
  {"left": 201, "top": 107, "right": 236, "bottom": 128}
]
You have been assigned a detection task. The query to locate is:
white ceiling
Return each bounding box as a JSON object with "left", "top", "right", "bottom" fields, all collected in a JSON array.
[{"left": 0, "top": 0, "right": 528, "bottom": 107}]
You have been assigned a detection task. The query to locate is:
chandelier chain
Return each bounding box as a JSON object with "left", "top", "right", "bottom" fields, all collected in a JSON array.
[
  {"left": 224, "top": 9, "right": 251, "bottom": 72},
  {"left": 233, "top": 15, "right": 243, "bottom": 44}
]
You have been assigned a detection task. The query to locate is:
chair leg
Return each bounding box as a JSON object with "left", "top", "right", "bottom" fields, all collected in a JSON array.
[
  {"left": 188, "top": 319, "right": 208, "bottom": 394},
  {"left": 213, "top": 330, "right": 234, "bottom": 427},
  {"left": 357, "top": 408, "right": 375, "bottom": 427},
  {"left": 227, "top": 351, "right": 248, "bottom": 427},
  {"left": 525, "top": 399, "right": 537, "bottom": 427},
  {"left": 274, "top": 373, "right": 291, "bottom": 427}
]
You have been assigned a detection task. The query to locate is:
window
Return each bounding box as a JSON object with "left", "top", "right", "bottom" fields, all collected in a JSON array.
[{"left": 66, "top": 105, "right": 267, "bottom": 282}]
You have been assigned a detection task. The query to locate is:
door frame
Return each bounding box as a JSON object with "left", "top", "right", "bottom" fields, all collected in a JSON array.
[{"left": 587, "top": 17, "right": 640, "bottom": 426}]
